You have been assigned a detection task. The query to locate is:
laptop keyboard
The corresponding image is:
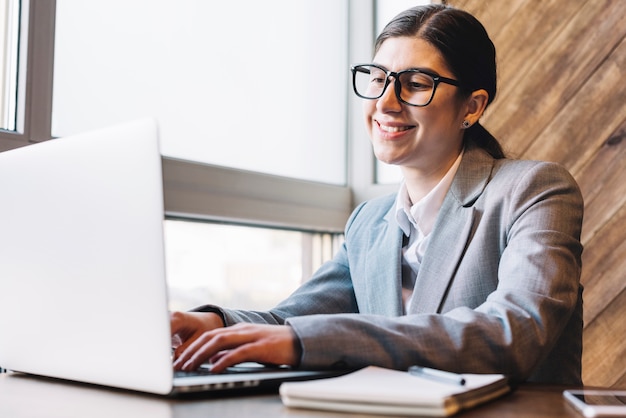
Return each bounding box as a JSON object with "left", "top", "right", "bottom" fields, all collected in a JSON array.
[{"left": 174, "top": 362, "right": 289, "bottom": 378}]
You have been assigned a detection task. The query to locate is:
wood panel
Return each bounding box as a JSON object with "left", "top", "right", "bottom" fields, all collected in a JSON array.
[{"left": 447, "top": 0, "right": 626, "bottom": 387}]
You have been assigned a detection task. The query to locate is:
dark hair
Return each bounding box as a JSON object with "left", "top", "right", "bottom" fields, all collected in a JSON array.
[{"left": 375, "top": 4, "right": 505, "bottom": 159}]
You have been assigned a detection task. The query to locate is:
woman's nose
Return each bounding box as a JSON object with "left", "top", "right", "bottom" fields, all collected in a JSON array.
[{"left": 376, "top": 78, "right": 403, "bottom": 112}]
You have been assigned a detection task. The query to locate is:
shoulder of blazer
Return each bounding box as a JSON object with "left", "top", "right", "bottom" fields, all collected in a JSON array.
[
  {"left": 344, "top": 140, "right": 571, "bottom": 230},
  {"left": 452, "top": 142, "right": 581, "bottom": 209},
  {"left": 446, "top": 140, "right": 496, "bottom": 207},
  {"left": 345, "top": 193, "right": 396, "bottom": 234}
]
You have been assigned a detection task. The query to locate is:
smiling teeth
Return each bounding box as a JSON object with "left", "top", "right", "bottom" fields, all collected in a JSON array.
[{"left": 379, "top": 124, "right": 411, "bottom": 133}]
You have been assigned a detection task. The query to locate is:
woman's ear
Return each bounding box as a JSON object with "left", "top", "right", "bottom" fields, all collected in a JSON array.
[{"left": 463, "top": 89, "right": 489, "bottom": 126}]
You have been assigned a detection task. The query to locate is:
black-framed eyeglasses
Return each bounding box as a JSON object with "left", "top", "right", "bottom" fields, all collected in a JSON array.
[{"left": 351, "top": 63, "right": 460, "bottom": 107}]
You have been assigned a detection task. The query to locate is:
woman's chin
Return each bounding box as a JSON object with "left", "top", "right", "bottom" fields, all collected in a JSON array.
[{"left": 373, "top": 151, "right": 401, "bottom": 166}]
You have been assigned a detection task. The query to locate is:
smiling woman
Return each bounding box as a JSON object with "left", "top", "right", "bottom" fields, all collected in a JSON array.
[{"left": 170, "top": 4, "right": 584, "bottom": 387}]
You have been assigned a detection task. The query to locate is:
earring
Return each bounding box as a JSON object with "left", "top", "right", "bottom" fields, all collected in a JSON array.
[{"left": 462, "top": 120, "right": 471, "bottom": 129}]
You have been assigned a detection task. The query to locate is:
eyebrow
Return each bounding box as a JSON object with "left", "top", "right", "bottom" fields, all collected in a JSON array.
[{"left": 371, "top": 62, "right": 443, "bottom": 76}]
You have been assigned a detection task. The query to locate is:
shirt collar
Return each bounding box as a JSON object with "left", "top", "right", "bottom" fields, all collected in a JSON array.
[{"left": 395, "top": 149, "right": 464, "bottom": 237}]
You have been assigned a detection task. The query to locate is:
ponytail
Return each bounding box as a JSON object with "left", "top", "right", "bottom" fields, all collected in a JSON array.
[{"left": 466, "top": 122, "right": 505, "bottom": 159}]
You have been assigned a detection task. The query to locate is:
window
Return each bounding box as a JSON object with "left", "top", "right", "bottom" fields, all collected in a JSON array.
[
  {"left": 165, "top": 220, "right": 340, "bottom": 311},
  {"left": 0, "top": 0, "right": 21, "bottom": 132},
  {"left": 160, "top": 157, "right": 349, "bottom": 309},
  {"left": 0, "top": 0, "right": 55, "bottom": 151},
  {"left": 52, "top": 0, "right": 348, "bottom": 185}
]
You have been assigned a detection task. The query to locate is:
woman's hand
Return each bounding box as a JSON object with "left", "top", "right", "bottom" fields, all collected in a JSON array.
[
  {"left": 172, "top": 321, "right": 301, "bottom": 373},
  {"left": 170, "top": 310, "right": 224, "bottom": 354}
]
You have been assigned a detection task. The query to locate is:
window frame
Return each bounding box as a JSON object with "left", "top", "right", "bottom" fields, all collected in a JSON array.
[
  {"left": 2, "top": 0, "right": 398, "bottom": 232},
  {"left": 0, "top": 0, "right": 55, "bottom": 151}
]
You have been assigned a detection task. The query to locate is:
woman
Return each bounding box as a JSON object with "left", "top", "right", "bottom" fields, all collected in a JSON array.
[{"left": 171, "top": 4, "right": 584, "bottom": 385}]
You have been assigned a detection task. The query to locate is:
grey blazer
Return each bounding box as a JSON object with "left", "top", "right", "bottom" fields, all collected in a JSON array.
[{"left": 206, "top": 140, "right": 584, "bottom": 385}]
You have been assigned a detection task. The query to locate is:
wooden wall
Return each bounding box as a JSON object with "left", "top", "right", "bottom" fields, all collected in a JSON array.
[{"left": 446, "top": 0, "right": 626, "bottom": 387}]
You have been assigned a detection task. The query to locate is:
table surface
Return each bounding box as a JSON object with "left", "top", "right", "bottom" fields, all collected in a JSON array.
[{"left": 0, "top": 372, "right": 587, "bottom": 418}]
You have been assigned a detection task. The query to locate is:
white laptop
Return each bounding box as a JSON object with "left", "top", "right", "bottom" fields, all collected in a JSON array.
[{"left": 0, "top": 118, "right": 342, "bottom": 395}]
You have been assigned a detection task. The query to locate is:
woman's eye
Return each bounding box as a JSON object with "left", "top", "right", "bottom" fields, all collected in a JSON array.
[
  {"left": 408, "top": 82, "right": 427, "bottom": 89},
  {"left": 403, "top": 75, "right": 433, "bottom": 91}
]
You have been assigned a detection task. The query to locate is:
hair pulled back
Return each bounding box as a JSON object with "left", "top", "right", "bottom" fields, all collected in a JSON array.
[{"left": 375, "top": 5, "right": 505, "bottom": 159}]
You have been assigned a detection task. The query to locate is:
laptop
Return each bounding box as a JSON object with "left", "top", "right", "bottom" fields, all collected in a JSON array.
[{"left": 0, "top": 118, "right": 342, "bottom": 395}]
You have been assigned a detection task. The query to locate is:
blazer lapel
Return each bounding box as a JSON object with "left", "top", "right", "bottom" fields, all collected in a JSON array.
[
  {"left": 409, "top": 143, "right": 495, "bottom": 314},
  {"left": 409, "top": 203, "right": 475, "bottom": 314},
  {"left": 363, "top": 206, "right": 404, "bottom": 317}
]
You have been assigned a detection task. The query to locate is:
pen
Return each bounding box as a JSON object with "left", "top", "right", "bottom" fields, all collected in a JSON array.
[{"left": 408, "top": 366, "right": 466, "bottom": 386}]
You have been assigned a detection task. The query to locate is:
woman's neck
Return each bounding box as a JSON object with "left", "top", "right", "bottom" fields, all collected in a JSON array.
[{"left": 400, "top": 149, "right": 462, "bottom": 204}]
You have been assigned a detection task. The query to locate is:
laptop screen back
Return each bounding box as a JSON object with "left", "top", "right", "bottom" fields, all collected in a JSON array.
[{"left": 0, "top": 119, "right": 175, "bottom": 394}]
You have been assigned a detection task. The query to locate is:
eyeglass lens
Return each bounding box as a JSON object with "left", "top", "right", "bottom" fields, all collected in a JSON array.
[{"left": 353, "top": 65, "right": 435, "bottom": 106}]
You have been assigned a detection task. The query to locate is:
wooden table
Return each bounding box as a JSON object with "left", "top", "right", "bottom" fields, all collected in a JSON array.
[{"left": 0, "top": 372, "right": 586, "bottom": 417}]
